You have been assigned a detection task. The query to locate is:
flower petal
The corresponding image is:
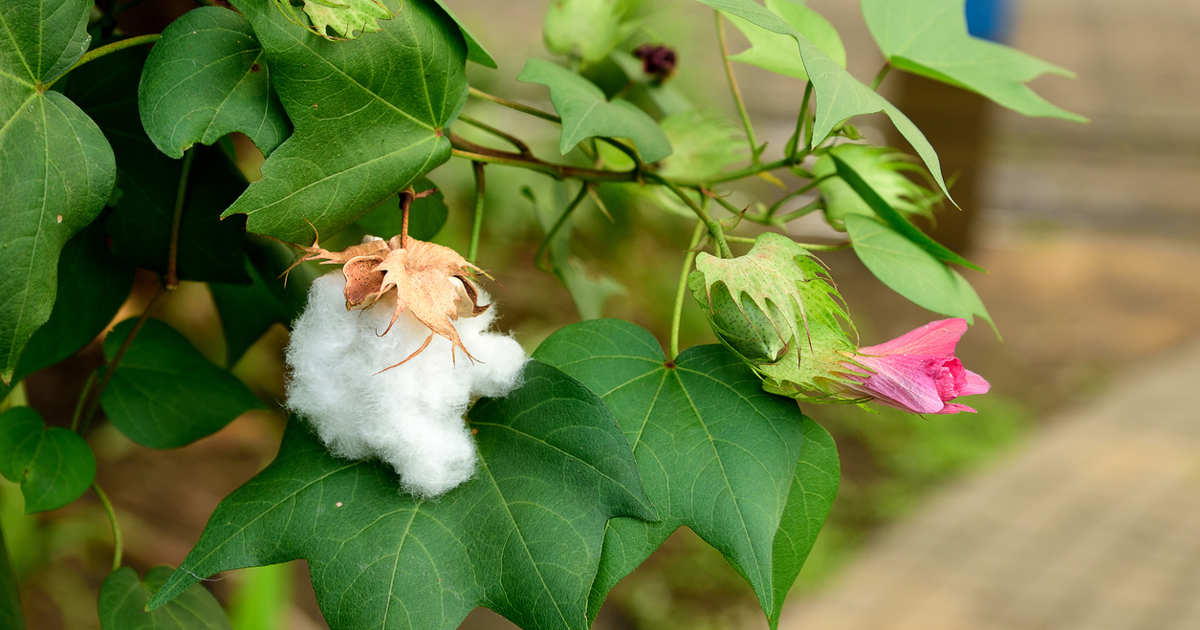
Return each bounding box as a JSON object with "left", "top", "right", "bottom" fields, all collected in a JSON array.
[
  {"left": 857, "top": 318, "right": 968, "bottom": 357},
  {"left": 852, "top": 355, "right": 946, "bottom": 414},
  {"left": 936, "top": 403, "right": 978, "bottom": 414},
  {"left": 961, "top": 369, "right": 990, "bottom": 396}
]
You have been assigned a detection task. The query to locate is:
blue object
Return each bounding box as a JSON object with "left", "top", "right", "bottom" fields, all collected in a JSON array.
[{"left": 965, "top": 0, "right": 1010, "bottom": 42}]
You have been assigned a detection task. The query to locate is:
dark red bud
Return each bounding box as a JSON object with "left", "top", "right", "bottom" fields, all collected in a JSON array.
[{"left": 633, "top": 44, "right": 677, "bottom": 83}]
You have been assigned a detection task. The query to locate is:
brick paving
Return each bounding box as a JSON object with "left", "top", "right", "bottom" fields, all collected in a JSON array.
[{"left": 780, "top": 342, "right": 1200, "bottom": 630}]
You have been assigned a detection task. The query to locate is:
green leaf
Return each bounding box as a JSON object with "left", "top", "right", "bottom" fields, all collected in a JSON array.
[
  {"left": 0, "top": 0, "right": 117, "bottom": 383},
  {"left": 301, "top": 0, "right": 393, "bottom": 39},
  {"left": 148, "top": 361, "right": 655, "bottom": 630},
  {"left": 429, "top": 0, "right": 497, "bottom": 68},
  {"left": 139, "top": 7, "right": 290, "bottom": 159},
  {"left": 100, "top": 318, "right": 262, "bottom": 448},
  {"left": 354, "top": 178, "right": 448, "bottom": 242},
  {"left": 0, "top": 407, "right": 95, "bottom": 513},
  {"left": 727, "top": 0, "right": 845, "bottom": 82},
  {"left": 66, "top": 46, "right": 251, "bottom": 284},
  {"left": 656, "top": 110, "right": 745, "bottom": 181},
  {"left": 220, "top": 0, "right": 467, "bottom": 243},
  {"left": 208, "top": 261, "right": 290, "bottom": 367},
  {"left": 99, "top": 566, "right": 231, "bottom": 630},
  {"left": 845, "top": 213, "right": 991, "bottom": 327},
  {"left": 861, "top": 0, "right": 1084, "bottom": 121},
  {"left": 696, "top": 0, "right": 951, "bottom": 201},
  {"left": 813, "top": 143, "right": 938, "bottom": 230},
  {"left": 544, "top": 0, "right": 639, "bottom": 64},
  {"left": 518, "top": 58, "right": 671, "bottom": 162},
  {"left": 533, "top": 319, "right": 839, "bottom": 628},
  {"left": 830, "top": 153, "right": 980, "bottom": 271},
  {"left": 0, "top": 524, "right": 24, "bottom": 630},
  {"left": 11, "top": 222, "right": 134, "bottom": 384}
]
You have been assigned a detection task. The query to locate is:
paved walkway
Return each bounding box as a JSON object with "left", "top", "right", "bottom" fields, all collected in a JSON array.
[{"left": 780, "top": 341, "right": 1200, "bottom": 630}]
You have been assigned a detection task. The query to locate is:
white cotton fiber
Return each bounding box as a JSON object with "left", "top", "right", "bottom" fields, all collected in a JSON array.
[{"left": 285, "top": 273, "right": 528, "bottom": 497}]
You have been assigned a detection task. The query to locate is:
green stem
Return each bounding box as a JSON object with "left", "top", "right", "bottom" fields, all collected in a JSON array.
[
  {"left": 44, "top": 34, "right": 160, "bottom": 89},
  {"left": 468, "top": 162, "right": 486, "bottom": 263},
  {"left": 670, "top": 221, "right": 707, "bottom": 359},
  {"left": 93, "top": 483, "right": 123, "bottom": 572},
  {"left": 714, "top": 11, "right": 760, "bottom": 162},
  {"left": 80, "top": 289, "right": 164, "bottom": 432},
  {"left": 535, "top": 183, "right": 590, "bottom": 272},
  {"left": 786, "top": 83, "right": 813, "bottom": 158},
  {"left": 795, "top": 241, "right": 850, "bottom": 251},
  {"left": 467, "top": 86, "right": 560, "bottom": 124},
  {"left": 69, "top": 371, "right": 98, "bottom": 433},
  {"left": 655, "top": 176, "right": 731, "bottom": 258},
  {"left": 775, "top": 198, "right": 824, "bottom": 224},
  {"left": 870, "top": 62, "right": 892, "bottom": 91},
  {"left": 166, "top": 148, "right": 195, "bottom": 290},
  {"left": 766, "top": 174, "right": 831, "bottom": 218},
  {"left": 456, "top": 114, "right": 534, "bottom": 156}
]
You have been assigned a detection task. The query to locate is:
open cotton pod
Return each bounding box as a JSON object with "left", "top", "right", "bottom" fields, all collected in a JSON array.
[{"left": 284, "top": 237, "right": 527, "bottom": 497}]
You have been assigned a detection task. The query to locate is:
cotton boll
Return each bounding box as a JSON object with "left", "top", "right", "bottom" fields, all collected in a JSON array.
[{"left": 285, "top": 273, "right": 528, "bottom": 497}]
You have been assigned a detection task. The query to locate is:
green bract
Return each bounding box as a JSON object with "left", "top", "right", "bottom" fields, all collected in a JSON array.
[
  {"left": 690, "top": 233, "right": 856, "bottom": 399},
  {"left": 544, "top": 0, "right": 639, "bottom": 64},
  {"left": 814, "top": 144, "right": 940, "bottom": 230}
]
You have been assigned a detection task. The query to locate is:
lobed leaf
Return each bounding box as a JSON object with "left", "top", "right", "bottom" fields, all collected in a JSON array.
[
  {"left": 10, "top": 222, "right": 134, "bottom": 384},
  {"left": 220, "top": 0, "right": 467, "bottom": 243},
  {"left": 139, "top": 6, "right": 291, "bottom": 159},
  {"left": 534, "top": 320, "right": 839, "bottom": 628},
  {"left": 697, "top": 0, "right": 952, "bottom": 201},
  {"left": 148, "top": 361, "right": 655, "bottom": 630},
  {"left": 0, "top": 0, "right": 116, "bottom": 382},
  {"left": 100, "top": 319, "right": 262, "bottom": 448},
  {"left": 99, "top": 566, "right": 231, "bottom": 630},
  {"left": 0, "top": 407, "right": 95, "bottom": 513},
  {"left": 861, "top": 0, "right": 1084, "bottom": 121},
  {"left": 727, "top": 0, "right": 846, "bottom": 82},
  {"left": 543, "top": 0, "right": 639, "bottom": 64},
  {"left": 430, "top": 0, "right": 497, "bottom": 68},
  {"left": 518, "top": 58, "right": 672, "bottom": 162}
]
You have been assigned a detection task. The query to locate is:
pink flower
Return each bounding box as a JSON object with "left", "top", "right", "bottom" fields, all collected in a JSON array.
[{"left": 841, "top": 318, "right": 989, "bottom": 414}]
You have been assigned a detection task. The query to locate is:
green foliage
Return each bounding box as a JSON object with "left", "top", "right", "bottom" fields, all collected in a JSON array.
[
  {"left": 149, "top": 362, "right": 654, "bottom": 630},
  {"left": 655, "top": 111, "right": 745, "bottom": 181},
  {"left": 544, "top": 0, "right": 639, "bottom": 64},
  {"left": 698, "top": 0, "right": 952, "bottom": 201},
  {"left": 226, "top": 564, "right": 292, "bottom": 630},
  {"left": 0, "top": 407, "right": 95, "bottom": 513},
  {"left": 301, "top": 0, "right": 393, "bottom": 40},
  {"left": 208, "top": 261, "right": 291, "bottom": 367},
  {"left": 67, "top": 47, "right": 250, "bottom": 283},
  {"left": 533, "top": 320, "right": 839, "bottom": 629},
  {"left": 845, "top": 214, "right": 991, "bottom": 327},
  {"left": 0, "top": 0, "right": 116, "bottom": 383},
  {"left": 813, "top": 144, "right": 939, "bottom": 230},
  {"left": 518, "top": 58, "right": 672, "bottom": 162},
  {"left": 98, "top": 566, "right": 231, "bottom": 629},
  {"left": 0, "top": 524, "right": 22, "bottom": 630},
  {"left": 861, "top": 0, "right": 1083, "bottom": 121},
  {"left": 10, "top": 223, "right": 134, "bottom": 384},
  {"left": 726, "top": 0, "right": 846, "bottom": 82},
  {"left": 216, "top": 0, "right": 467, "bottom": 243},
  {"left": 100, "top": 319, "right": 262, "bottom": 448},
  {"left": 430, "top": 0, "right": 497, "bottom": 68},
  {"left": 138, "top": 7, "right": 290, "bottom": 159}
]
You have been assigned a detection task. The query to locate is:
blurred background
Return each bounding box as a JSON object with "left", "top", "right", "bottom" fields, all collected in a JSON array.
[{"left": 5, "top": 0, "right": 1199, "bottom": 628}]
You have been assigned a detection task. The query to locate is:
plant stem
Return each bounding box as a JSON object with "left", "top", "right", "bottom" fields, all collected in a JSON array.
[
  {"left": 398, "top": 189, "right": 414, "bottom": 249},
  {"left": 786, "top": 82, "right": 813, "bottom": 158},
  {"left": 670, "top": 221, "right": 707, "bottom": 359},
  {"left": 766, "top": 174, "right": 831, "bottom": 218},
  {"left": 80, "top": 288, "right": 164, "bottom": 431},
  {"left": 69, "top": 371, "right": 98, "bottom": 433},
  {"left": 870, "top": 62, "right": 892, "bottom": 91},
  {"left": 714, "top": 11, "right": 760, "bottom": 162},
  {"left": 450, "top": 134, "right": 636, "bottom": 182},
  {"left": 654, "top": 176, "right": 731, "bottom": 258},
  {"left": 467, "top": 86, "right": 561, "bottom": 124},
  {"left": 468, "top": 162, "right": 486, "bottom": 263},
  {"left": 166, "top": 148, "right": 195, "bottom": 290},
  {"left": 457, "top": 114, "right": 533, "bottom": 156},
  {"left": 93, "top": 483, "right": 123, "bottom": 572},
  {"left": 44, "top": 34, "right": 160, "bottom": 89},
  {"left": 534, "top": 183, "right": 590, "bottom": 272},
  {"left": 775, "top": 198, "right": 824, "bottom": 223}
]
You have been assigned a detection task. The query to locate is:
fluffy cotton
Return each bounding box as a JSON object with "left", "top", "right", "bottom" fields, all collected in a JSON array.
[{"left": 285, "top": 273, "right": 527, "bottom": 497}]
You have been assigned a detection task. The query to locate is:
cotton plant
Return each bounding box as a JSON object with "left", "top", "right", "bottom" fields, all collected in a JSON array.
[{"left": 0, "top": 0, "right": 1080, "bottom": 628}]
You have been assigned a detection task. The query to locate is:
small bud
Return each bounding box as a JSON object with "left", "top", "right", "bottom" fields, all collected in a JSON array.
[{"left": 633, "top": 44, "right": 677, "bottom": 83}]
